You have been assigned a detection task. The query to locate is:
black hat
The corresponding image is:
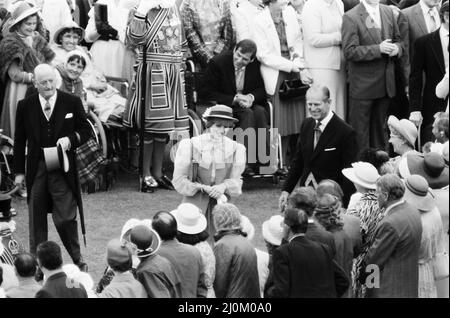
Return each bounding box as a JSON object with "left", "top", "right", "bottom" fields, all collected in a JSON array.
[{"left": 0, "top": 194, "right": 12, "bottom": 222}]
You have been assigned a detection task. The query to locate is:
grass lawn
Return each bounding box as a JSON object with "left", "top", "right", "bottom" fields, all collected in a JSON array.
[{"left": 11, "top": 171, "right": 283, "bottom": 284}]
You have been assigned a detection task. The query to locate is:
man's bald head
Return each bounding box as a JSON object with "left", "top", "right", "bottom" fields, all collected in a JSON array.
[{"left": 34, "top": 64, "right": 57, "bottom": 99}]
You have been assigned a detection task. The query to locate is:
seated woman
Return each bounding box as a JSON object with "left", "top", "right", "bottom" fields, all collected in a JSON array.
[{"left": 51, "top": 21, "right": 126, "bottom": 123}]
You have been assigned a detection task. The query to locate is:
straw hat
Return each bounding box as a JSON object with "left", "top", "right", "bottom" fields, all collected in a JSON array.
[
  {"left": 342, "top": 162, "right": 380, "bottom": 190},
  {"left": 262, "top": 215, "right": 284, "bottom": 246},
  {"left": 202, "top": 105, "right": 239, "bottom": 123},
  {"left": 170, "top": 203, "right": 207, "bottom": 235},
  {"left": 403, "top": 175, "right": 435, "bottom": 212},
  {"left": 387, "top": 115, "right": 418, "bottom": 147},
  {"left": 53, "top": 20, "right": 85, "bottom": 45},
  {"left": 10, "top": 2, "right": 39, "bottom": 29}
]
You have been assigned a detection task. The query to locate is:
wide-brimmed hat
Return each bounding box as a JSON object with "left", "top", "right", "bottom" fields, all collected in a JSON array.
[
  {"left": 262, "top": 214, "right": 284, "bottom": 246},
  {"left": 53, "top": 21, "right": 85, "bottom": 45},
  {"left": 43, "top": 144, "right": 69, "bottom": 173},
  {"left": 399, "top": 152, "right": 449, "bottom": 189},
  {"left": 170, "top": 203, "right": 207, "bottom": 235},
  {"left": 129, "top": 224, "right": 161, "bottom": 258},
  {"left": 0, "top": 194, "right": 12, "bottom": 222},
  {"left": 106, "top": 238, "right": 132, "bottom": 268},
  {"left": 387, "top": 115, "right": 418, "bottom": 147},
  {"left": 240, "top": 215, "right": 255, "bottom": 241},
  {"left": 342, "top": 162, "right": 380, "bottom": 190},
  {"left": 202, "top": 105, "right": 239, "bottom": 123},
  {"left": 10, "top": 2, "right": 40, "bottom": 29},
  {"left": 403, "top": 175, "right": 435, "bottom": 212}
]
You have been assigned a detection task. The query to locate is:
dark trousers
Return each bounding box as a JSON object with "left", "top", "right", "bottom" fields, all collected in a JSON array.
[
  {"left": 233, "top": 104, "right": 270, "bottom": 166},
  {"left": 349, "top": 97, "right": 390, "bottom": 154},
  {"left": 29, "top": 160, "right": 81, "bottom": 263}
]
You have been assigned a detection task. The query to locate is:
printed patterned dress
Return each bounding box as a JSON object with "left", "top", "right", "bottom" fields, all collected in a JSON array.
[{"left": 123, "top": 5, "right": 189, "bottom": 138}]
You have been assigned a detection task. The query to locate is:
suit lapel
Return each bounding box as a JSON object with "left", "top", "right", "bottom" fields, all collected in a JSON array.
[
  {"left": 379, "top": 5, "right": 391, "bottom": 41},
  {"left": 53, "top": 91, "right": 66, "bottom": 137},
  {"left": 310, "top": 114, "right": 338, "bottom": 162},
  {"left": 358, "top": 4, "right": 382, "bottom": 44},
  {"left": 413, "top": 4, "right": 428, "bottom": 36},
  {"left": 430, "top": 30, "right": 445, "bottom": 74}
]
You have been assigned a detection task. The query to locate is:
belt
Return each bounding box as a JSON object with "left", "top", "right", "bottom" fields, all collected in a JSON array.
[{"left": 137, "top": 52, "right": 183, "bottom": 64}]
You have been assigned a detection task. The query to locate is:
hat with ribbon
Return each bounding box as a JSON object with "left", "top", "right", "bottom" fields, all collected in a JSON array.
[
  {"left": 262, "top": 214, "right": 284, "bottom": 246},
  {"left": 399, "top": 152, "right": 449, "bottom": 189},
  {"left": 129, "top": 224, "right": 161, "bottom": 258},
  {"left": 387, "top": 115, "right": 418, "bottom": 148},
  {"left": 202, "top": 105, "right": 239, "bottom": 123},
  {"left": 43, "top": 144, "right": 69, "bottom": 173},
  {"left": 403, "top": 175, "right": 435, "bottom": 212},
  {"left": 170, "top": 203, "right": 207, "bottom": 235},
  {"left": 53, "top": 20, "right": 85, "bottom": 45},
  {"left": 342, "top": 162, "right": 380, "bottom": 190},
  {"left": 10, "top": 2, "right": 39, "bottom": 29}
]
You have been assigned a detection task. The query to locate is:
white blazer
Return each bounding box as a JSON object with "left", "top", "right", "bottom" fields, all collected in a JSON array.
[
  {"left": 301, "top": 0, "right": 344, "bottom": 70},
  {"left": 252, "top": 6, "right": 304, "bottom": 95}
]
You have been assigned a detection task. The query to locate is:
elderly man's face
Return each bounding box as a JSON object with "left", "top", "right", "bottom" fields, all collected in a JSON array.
[
  {"left": 34, "top": 66, "right": 57, "bottom": 99},
  {"left": 306, "top": 90, "right": 331, "bottom": 122}
]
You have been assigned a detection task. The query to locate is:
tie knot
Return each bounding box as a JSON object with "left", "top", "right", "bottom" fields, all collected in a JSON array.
[
  {"left": 314, "top": 121, "right": 321, "bottom": 130},
  {"left": 45, "top": 101, "right": 51, "bottom": 110}
]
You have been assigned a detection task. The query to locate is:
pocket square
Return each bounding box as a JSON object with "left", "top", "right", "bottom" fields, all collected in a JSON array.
[
  {"left": 65, "top": 113, "right": 73, "bottom": 119},
  {"left": 324, "top": 147, "right": 336, "bottom": 151}
]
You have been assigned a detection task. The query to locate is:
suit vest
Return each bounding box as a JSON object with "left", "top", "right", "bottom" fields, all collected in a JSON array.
[{"left": 38, "top": 107, "right": 57, "bottom": 148}]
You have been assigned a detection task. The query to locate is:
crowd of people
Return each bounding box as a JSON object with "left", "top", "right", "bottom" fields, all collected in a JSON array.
[{"left": 0, "top": 0, "right": 449, "bottom": 298}]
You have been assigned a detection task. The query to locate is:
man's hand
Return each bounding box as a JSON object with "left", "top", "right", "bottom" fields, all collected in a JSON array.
[
  {"left": 409, "top": 111, "right": 423, "bottom": 127},
  {"left": 57, "top": 137, "right": 71, "bottom": 152},
  {"left": 388, "top": 43, "right": 399, "bottom": 57},
  {"left": 238, "top": 94, "right": 254, "bottom": 108},
  {"left": 14, "top": 174, "right": 25, "bottom": 187},
  {"left": 379, "top": 39, "right": 394, "bottom": 55},
  {"left": 279, "top": 191, "right": 290, "bottom": 212}
]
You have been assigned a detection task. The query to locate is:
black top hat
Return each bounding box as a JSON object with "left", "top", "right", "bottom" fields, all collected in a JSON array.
[{"left": 0, "top": 194, "right": 12, "bottom": 222}]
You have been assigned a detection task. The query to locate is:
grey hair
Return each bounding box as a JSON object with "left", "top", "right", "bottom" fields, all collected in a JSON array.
[{"left": 376, "top": 174, "right": 405, "bottom": 201}]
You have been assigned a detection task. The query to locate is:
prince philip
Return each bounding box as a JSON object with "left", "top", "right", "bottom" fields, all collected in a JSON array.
[{"left": 13, "top": 64, "right": 90, "bottom": 271}]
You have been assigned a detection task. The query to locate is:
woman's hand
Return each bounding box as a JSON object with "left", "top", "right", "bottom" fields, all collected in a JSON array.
[
  {"left": 208, "top": 184, "right": 227, "bottom": 200},
  {"left": 300, "top": 69, "right": 314, "bottom": 85}
]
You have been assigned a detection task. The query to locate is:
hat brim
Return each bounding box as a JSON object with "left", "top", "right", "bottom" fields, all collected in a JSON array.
[
  {"left": 43, "top": 146, "right": 69, "bottom": 173},
  {"left": 53, "top": 26, "right": 85, "bottom": 45},
  {"left": 57, "top": 144, "right": 70, "bottom": 173},
  {"left": 388, "top": 116, "right": 416, "bottom": 147},
  {"left": 342, "top": 168, "right": 377, "bottom": 190},
  {"left": 171, "top": 210, "right": 207, "bottom": 235},
  {"left": 11, "top": 7, "right": 40, "bottom": 29},
  {"left": 407, "top": 153, "right": 449, "bottom": 189},
  {"left": 262, "top": 221, "right": 282, "bottom": 246},
  {"left": 403, "top": 188, "right": 435, "bottom": 212},
  {"left": 203, "top": 115, "right": 239, "bottom": 123}
]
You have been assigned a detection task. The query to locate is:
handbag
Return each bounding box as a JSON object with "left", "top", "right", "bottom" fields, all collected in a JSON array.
[
  {"left": 76, "top": 137, "right": 106, "bottom": 185},
  {"left": 432, "top": 252, "right": 449, "bottom": 280},
  {"left": 279, "top": 76, "right": 309, "bottom": 100}
]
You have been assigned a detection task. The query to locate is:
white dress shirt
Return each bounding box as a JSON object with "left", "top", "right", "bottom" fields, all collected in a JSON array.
[
  {"left": 316, "top": 110, "right": 334, "bottom": 133},
  {"left": 362, "top": 0, "right": 381, "bottom": 29},
  {"left": 39, "top": 92, "right": 58, "bottom": 121},
  {"left": 419, "top": 0, "right": 441, "bottom": 33}
]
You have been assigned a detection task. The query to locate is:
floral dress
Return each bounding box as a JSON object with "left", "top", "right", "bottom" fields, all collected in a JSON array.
[{"left": 346, "top": 191, "right": 384, "bottom": 298}]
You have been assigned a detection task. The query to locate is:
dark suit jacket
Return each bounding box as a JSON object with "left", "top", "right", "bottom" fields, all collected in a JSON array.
[
  {"left": 267, "top": 236, "right": 349, "bottom": 298},
  {"left": 13, "top": 90, "right": 90, "bottom": 212},
  {"left": 35, "top": 272, "right": 88, "bottom": 298},
  {"left": 409, "top": 29, "right": 447, "bottom": 125},
  {"left": 283, "top": 114, "right": 358, "bottom": 204},
  {"left": 364, "top": 201, "right": 422, "bottom": 298},
  {"left": 342, "top": 3, "right": 404, "bottom": 99},
  {"left": 402, "top": 2, "right": 428, "bottom": 64},
  {"left": 201, "top": 50, "right": 267, "bottom": 107}
]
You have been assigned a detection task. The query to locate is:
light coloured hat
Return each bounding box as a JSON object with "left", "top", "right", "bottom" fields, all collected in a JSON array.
[
  {"left": 10, "top": 2, "right": 39, "bottom": 29},
  {"left": 170, "top": 203, "right": 207, "bottom": 235},
  {"left": 388, "top": 115, "right": 418, "bottom": 148},
  {"left": 342, "top": 162, "right": 380, "bottom": 190},
  {"left": 120, "top": 218, "right": 140, "bottom": 242},
  {"left": 403, "top": 175, "right": 435, "bottom": 212},
  {"left": 202, "top": 104, "right": 239, "bottom": 123},
  {"left": 240, "top": 215, "right": 255, "bottom": 241},
  {"left": 262, "top": 214, "right": 284, "bottom": 246},
  {"left": 53, "top": 20, "right": 85, "bottom": 45}
]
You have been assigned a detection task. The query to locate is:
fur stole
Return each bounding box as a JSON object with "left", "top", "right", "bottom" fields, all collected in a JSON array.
[{"left": 0, "top": 32, "right": 55, "bottom": 82}]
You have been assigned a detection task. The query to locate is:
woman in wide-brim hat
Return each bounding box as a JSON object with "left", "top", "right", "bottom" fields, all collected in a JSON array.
[
  {"left": 0, "top": 1, "right": 54, "bottom": 140},
  {"left": 173, "top": 105, "right": 246, "bottom": 243},
  {"left": 51, "top": 20, "right": 88, "bottom": 67},
  {"left": 403, "top": 175, "right": 448, "bottom": 298}
]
